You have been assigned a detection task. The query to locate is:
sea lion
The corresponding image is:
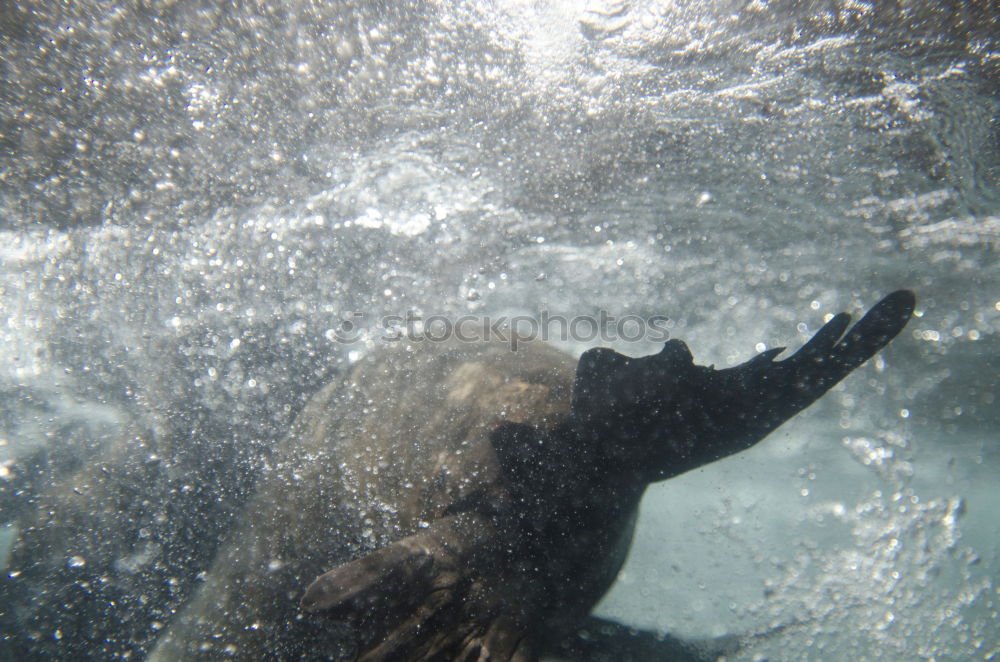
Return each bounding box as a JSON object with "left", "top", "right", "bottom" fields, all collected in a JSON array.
[{"left": 148, "top": 290, "right": 915, "bottom": 661}]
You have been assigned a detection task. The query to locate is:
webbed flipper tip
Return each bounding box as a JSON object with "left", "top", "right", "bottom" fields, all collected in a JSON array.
[{"left": 836, "top": 289, "right": 915, "bottom": 365}]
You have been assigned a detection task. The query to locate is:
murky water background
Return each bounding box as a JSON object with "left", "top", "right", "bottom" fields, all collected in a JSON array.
[{"left": 1, "top": 1, "right": 997, "bottom": 660}]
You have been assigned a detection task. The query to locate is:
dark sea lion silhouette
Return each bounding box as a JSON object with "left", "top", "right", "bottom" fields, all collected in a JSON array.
[{"left": 148, "top": 290, "right": 914, "bottom": 661}]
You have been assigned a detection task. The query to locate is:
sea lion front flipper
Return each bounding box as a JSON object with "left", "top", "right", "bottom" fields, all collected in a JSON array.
[
  {"left": 299, "top": 536, "right": 436, "bottom": 613},
  {"left": 455, "top": 616, "right": 538, "bottom": 662},
  {"left": 302, "top": 513, "right": 511, "bottom": 660}
]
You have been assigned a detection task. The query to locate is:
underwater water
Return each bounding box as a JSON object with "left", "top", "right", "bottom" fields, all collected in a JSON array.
[{"left": 1, "top": 0, "right": 997, "bottom": 660}]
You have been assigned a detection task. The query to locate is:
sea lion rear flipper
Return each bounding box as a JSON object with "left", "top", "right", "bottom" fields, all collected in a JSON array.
[
  {"left": 702, "top": 288, "right": 916, "bottom": 451},
  {"left": 567, "top": 290, "right": 915, "bottom": 481},
  {"left": 761, "top": 288, "right": 915, "bottom": 396}
]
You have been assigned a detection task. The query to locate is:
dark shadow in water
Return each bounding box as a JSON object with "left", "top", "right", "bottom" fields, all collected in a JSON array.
[{"left": 549, "top": 615, "right": 742, "bottom": 662}]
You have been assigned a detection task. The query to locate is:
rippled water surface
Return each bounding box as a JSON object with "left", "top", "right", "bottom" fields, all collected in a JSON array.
[{"left": 1, "top": 1, "right": 997, "bottom": 660}]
